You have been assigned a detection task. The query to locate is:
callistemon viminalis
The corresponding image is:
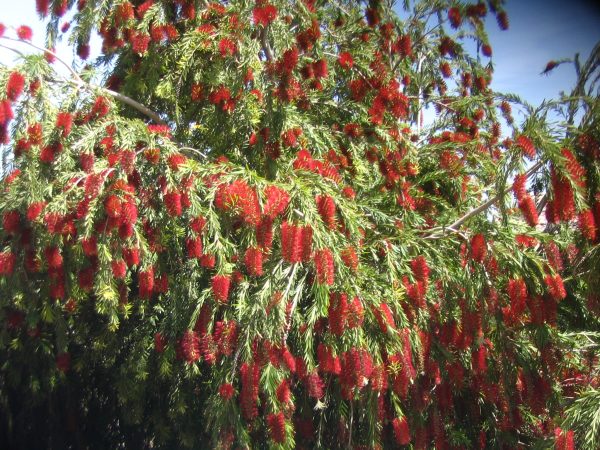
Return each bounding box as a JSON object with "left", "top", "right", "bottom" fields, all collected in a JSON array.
[{"left": 0, "top": 0, "right": 596, "bottom": 448}]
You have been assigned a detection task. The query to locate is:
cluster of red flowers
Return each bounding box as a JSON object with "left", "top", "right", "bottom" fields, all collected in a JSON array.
[
  {"left": 208, "top": 85, "right": 236, "bottom": 113},
  {"left": 177, "top": 330, "right": 201, "bottom": 363},
  {"left": 240, "top": 362, "right": 260, "bottom": 420},
  {"left": 392, "top": 417, "right": 411, "bottom": 445},
  {"left": 339, "top": 347, "right": 373, "bottom": 398},
  {"left": 293, "top": 149, "right": 342, "bottom": 182},
  {"left": 262, "top": 185, "right": 290, "bottom": 218},
  {"left": 314, "top": 248, "right": 334, "bottom": 285},
  {"left": 515, "top": 135, "right": 536, "bottom": 159},
  {"left": 280, "top": 221, "right": 312, "bottom": 263},
  {"left": 215, "top": 179, "right": 261, "bottom": 225},
  {"left": 315, "top": 194, "right": 336, "bottom": 229},
  {"left": 447, "top": 7, "right": 462, "bottom": 28},
  {"left": 577, "top": 209, "right": 597, "bottom": 242},
  {"left": 266, "top": 412, "right": 286, "bottom": 443},
  {"left": 252, "top": 2, "right": 277, "bottom": 27},
  {"left": 545, "top": 274, "right": 566, "bottom": 301},
  {"left": 244, "top": 247, "right": 263, "bottom": 276},
  {"left": 211, "top": 274, "right": 231, "bottom": 303},
  {"left": 554, "top": 428, "right": 575, "bottom": 450},
  {"left": 469, "top": 233, "right": 487, "bottom": 263}
]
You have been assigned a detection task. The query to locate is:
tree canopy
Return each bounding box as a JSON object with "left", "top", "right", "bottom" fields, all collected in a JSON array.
[{"left": 0, "top": 1, "right": 599, "bottom": 449}]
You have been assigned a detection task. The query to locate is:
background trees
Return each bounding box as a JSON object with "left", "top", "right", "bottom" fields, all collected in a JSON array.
[{"left": 0, "top": 0, "right": 598, "bottom": 448}]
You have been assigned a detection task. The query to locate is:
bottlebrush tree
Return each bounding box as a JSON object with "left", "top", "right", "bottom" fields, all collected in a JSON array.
[{"left": 0, "top": 0, "right": 599, "bottom": 449}]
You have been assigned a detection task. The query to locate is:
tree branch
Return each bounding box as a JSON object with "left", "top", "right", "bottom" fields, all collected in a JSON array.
[
  {"left": 425, "top": 160, "right": 546, "bottom": 237},
  {"left": 1, "top": 36, "right": 166, "bottom": 125}
]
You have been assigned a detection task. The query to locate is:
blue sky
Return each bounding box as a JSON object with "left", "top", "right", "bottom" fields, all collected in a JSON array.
[{"left": 1, "top": 0, "right": 599, "bottom": 110}]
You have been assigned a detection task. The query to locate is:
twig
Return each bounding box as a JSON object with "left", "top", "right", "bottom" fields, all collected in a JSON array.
[
  {"left": 282, "top": 264, "right": 299, "bottom": 343},
  {"left": 259, "top": 26, "right": 274, "bottom": 62},
  {"left": 0, "top": 36, "right": 83, "bottom": 84}
]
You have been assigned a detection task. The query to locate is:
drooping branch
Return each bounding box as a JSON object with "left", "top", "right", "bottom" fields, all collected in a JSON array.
[
  {"left": 425, "top": 159, "right": 546, "bottom": 238},
  {"left": 0, "top": 36, "right": 166, "bottom": 125}
]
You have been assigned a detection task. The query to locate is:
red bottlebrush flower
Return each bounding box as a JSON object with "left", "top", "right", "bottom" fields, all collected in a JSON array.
[
  {"left": 276, "top": 379, "right": 291, "bottom": 404},
  {"left": 55, "top": 352, "right": 71, "bottom": 373},
  {"left": 482, "top": 43, "right": 492, "bottom": 57},
  {"left": 340, "top": 247, "right": 358, "bottom": 272},
  {"left": 554, "top": 428, "right": 575, "bottom": 450},
  {"left": 45, "top": 246, "right": 63, "bottom": 270},
  {"left": 518, "top": 195, "right": 539, "bottom": 227},
  {"left": 186, "top": 237, "right": 203, "bottom": 259},
  {"left": 472, "top": 344, "right": 487, "bottom": 374},
  {"left": 470, "top": 233, "right": 487, "bottom": 263},
  {"left": 0, "top": 100, "right": 14, "bottom": 125},
  {"left": 78, "top": 267, "right": 95, "bottom": 291},
  {"left": 314, "top": 249, "right": 334, "bottom": 285},
  {"left": 253, "top": 3, "right": 278, "bottom": 27},
  {"left": 139, "top": 267, "right": 154, "bottom": 299},
  {"left": 164, "top": 191, "right": 182, "bottom": 217},
  {"left": 496, "top": 11, "right": 509, "bottom": 30},
  {"left": 90, "top": 96, "right": 110, "bottom": 119},
  {"left": 338, "top": 52, "right": 354, "bottom": 69},
  {"left": 36, "top": 0, "right": 50, "bottom": 16},
  {"left": 218, "top": 383, "right": 235, "bottom": 400},
  {"left": 316, "top": 195, "right": 336, "bottom": 229},
  {"left": 313, "top": 59, "right": 328, "bottom": 79},
  {"left": 154, "top": 332, "right": 166, "bottom": 353},
  {"left": 3, "top": 210, "right": 20, "bottom": 234},
  {"left": 545, "top": 241, "right": 563, "bottom": 272},
  {"left": 77, "top": 43, "right": 90, "bottom": 60},
  {"left": 410, "top": 256, "right": 430, "bottom": 283},
  {"left": 508, "top": 278, "right": 527, "bottom": 317},
  {"left": 515, "top": 135, "right": 536, "bottom": 159},
  {"left": 306, "top": 371, "right": 324, "bottom": 398},
  {"left": 218, "top": 38, "right": 236, "bottom": 57},
  {"left": 81, "top": 237, "right": 97, "bottom": 257},
  {"left": 26, "top": 201, "right": 46, "bottom": 222},
  {"left": 256, "top": 217, "right": 273, "bottom": 250},
  {"left": 200, "top": 253, "right": 215, "bottom": 268},
  {"left": 577, "top": 209, "right": 596, "bottom": 241},
  {"left": 328, "top": 292, "right": 348, "bottom": 336},
  {"left": 347, "top": 296, "right": 364, "bottom": 328},
  {"left": 512, "top": 173, "right": 528, "bottom": 201},
  {"left": 179, "top": 330, "right": 201, "bottom": 363},
  {"left": 240, "top": 362, "right": 259, "bottom": 420},
  {"left": 6, "top": 72, "right": 25, "bottom": 101},
  {"left": 244, "top": 247, "right": 263, "bottom": 277},
  {"left": 300, "top": 225, "right": 313, "bottom": 262},
  {"left": 440, "top": 61, "right": 452, "bottom": 78},
  {"left": 448, "top": 7, "right": 462, "bottom": 28},
  {"left": 16, "top": 26, "right": 33, "bottom": 41},
  {"left": 131, "top": 32, "right": 150, "bottom": 54},
  {"left": 281, "top": 347, "right": 296, "bottom": 373},
  {"left": 212, "top": 274, "right": 231, "bottom": 303},
  {"left": 104, "top": 194, "right": 122, "bottom": 219},
  {"left": 263, "top": 185, "right": 290, "bottom": 218},
  {"left": 267, "top": 412, "right": 286, "bottom": 444},
  {"left": 280, "top": 47, "right": 299, "bottom": 73},
  {"left": 55, "top": 112, "right": 73, "bottom": 137},
  {"left": 392, "top": 417, "right": 411, "bottom": 445},
  {"left": 0, "top": 251, "right": 16, "bottom": 276},
  {"left": 545, "top": 274, "right": 566, "bottom": 301},
  {"left": 123, "top": 248, "right": 140, "bottom": 267},
  {"left": 190, "top": 216, "right": 207, "bottom": 234},
  {"left": 167, "top": 153, "right": 186, "bottom": 171},
  {"left": 111, "top": 260, "right": 127, "bottom": 279}
]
